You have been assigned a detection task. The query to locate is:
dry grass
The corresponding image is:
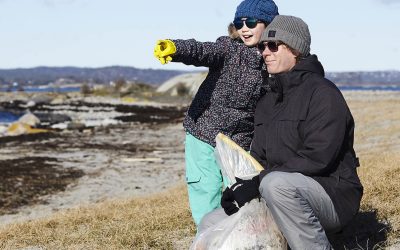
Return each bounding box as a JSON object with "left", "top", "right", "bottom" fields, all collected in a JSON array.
[
  {"left": 358, "top": 153, "right": 400, "bottom": 239},
  {"left": 0, "top": 91, "right": 399, "bottom": 249},
  {"left": 344, "top": 92, "right": 400, "bottom": 247},
  {"left": 0, "top": 185, "right": 196, "bottom": 249}
]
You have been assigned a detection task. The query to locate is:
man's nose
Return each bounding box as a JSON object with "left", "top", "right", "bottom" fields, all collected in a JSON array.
[{"left": 262, "top": 47, "right": 272, "bottom": 56}]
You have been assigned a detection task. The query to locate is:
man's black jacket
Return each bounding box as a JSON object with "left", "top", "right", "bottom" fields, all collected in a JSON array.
[{"left": 250, "top": 55, "right": 363, "bottom": 227}]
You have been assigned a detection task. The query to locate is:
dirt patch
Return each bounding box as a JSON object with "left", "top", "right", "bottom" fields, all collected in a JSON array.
[{"left": 0, "top": 156, "right": 84, "bottom": 215}]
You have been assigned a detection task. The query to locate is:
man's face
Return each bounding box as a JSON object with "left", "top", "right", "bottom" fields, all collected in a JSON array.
[
  {"left": 260, "top": 41, "right": 297, "bottom": 74},
  {"left": 236, "top": 18, "right": 266, "bottom": 47}
]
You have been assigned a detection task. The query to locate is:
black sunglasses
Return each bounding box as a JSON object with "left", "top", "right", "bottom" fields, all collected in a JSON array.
[
  {"left": 257, "top": 41, "right": 283, "bottom": 52},
  {"left": 233, "top": 18, "right": 261, "bottom": 29}
]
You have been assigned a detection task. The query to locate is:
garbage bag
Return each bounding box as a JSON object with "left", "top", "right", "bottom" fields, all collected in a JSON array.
[
  {"left": 190, "top": 133, "right": 287, "bottom": 250},
  {"left": 215, "top": 133, "right": 264, "bottom": 183}
]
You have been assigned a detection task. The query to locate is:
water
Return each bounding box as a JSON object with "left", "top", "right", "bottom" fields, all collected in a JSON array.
[
  {"left": 338, "top": 85, "right": 400, "bottom": 91},
  {"left": 0, "top": 86, "right": 81, "bottom": 93},
  {"left": 0, "top": 111, "right": 21, "bottom": 124}
]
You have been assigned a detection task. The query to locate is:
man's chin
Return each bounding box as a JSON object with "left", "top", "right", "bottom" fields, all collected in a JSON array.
[{"left": 267, "top": 67, "right": 277, "bottom": 74}]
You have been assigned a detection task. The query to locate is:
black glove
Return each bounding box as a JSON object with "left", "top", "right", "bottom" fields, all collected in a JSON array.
[
  {"left": 221, "top": 187, "right": 239, "bottom": 215},
  {"left": 220, "top": 175, "right": 261, "bottom": 216},
  {"left": 230, "top": 176, "right": 260, "bottom": 207}
]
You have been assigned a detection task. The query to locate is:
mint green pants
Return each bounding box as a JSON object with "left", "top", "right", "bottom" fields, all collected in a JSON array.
[{"left": 185, "top": 132, "right": 224, "bottom": 226}]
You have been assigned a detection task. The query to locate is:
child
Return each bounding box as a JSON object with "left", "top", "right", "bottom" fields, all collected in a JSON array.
[{"left": 154, "top": 0, "right": 279, "bottom": 226}]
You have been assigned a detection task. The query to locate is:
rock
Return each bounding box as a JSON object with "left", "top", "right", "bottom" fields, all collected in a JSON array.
[
  {"left": 18, "top": 113, "right": 41, "bottom": 127},
  {"left": 0, "top": 125, "right": 7, "bottom": 135},
  {"left": 26, "top": 100, "right": 36, "bottom": 107},
  {"left": 121, "top": 96, "right": 137, "bottom": 103},
  {"left": 51, "top": 123, "right": 68, "bottom": 130},
  {"left": 50, "top": 95, "right": 68, "bottom": 105},
  {"left": 30, "top": 94, "right": 54, "bottom": 105},
  {"left": 156, "top": 72, "right": 207, "bottom": 97},
  {"left": 34, "top": 113, "right": 72, "bottom": 125},
  {"left": 67, "top": 122, "right": 86, "bottom": 130},
  {"left": 7, "top": 122, "right": 31, "bottom": 136},
  {"left": 6, "top": 122, "right": 48, "bottom": 136}
]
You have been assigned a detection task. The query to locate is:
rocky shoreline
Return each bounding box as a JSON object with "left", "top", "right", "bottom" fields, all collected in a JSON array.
[
  {"left": 1, "top": 90, "right": 400, "bottom": 249},
  {"left": 0, "top": 92, "right": 187, "bottom": 226}
]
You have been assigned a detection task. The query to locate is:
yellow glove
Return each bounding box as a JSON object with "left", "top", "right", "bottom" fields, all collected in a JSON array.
[{"left": 154, "top": 39, "right": 176, "bottom": 65}]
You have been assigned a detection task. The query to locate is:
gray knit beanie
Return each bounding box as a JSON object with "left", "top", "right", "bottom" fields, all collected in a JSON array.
[{"left": 261, "top": 15, "right": 311, "bottom": 56}]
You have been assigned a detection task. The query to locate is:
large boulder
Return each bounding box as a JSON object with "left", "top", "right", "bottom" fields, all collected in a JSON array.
[{"left": 156, "top": 72, "right": 207, "bottom": 97}]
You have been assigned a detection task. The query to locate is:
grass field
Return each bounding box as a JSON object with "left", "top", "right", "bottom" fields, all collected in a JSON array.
[{"left": 0, "top": 91, "right": 399, "bottom": 249}]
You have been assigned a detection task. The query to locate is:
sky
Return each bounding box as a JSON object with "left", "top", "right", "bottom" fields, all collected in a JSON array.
[{"left": 0, "top": 0, "right": 399, "bottom": 72}]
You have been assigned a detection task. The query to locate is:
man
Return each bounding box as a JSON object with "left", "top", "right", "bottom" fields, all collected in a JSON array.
[{"left": 200, "top": 15, "right": 363, "bottom": 249}]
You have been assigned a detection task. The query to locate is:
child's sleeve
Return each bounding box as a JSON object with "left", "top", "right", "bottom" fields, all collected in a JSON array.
[{"left": 171, "top": 36, "right": 231, "bottom": 67}]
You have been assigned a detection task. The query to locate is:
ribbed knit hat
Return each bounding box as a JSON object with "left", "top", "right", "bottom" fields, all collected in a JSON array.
[
  {"left": 261, "top": 15, "right": 311, "bottom": 56},
  {"left": 234, "top": 0, "right": 279, "bottom": 24}
]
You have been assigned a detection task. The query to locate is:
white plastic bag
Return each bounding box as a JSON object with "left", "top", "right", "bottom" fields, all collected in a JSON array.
[
  {"left": 214, "top": 133, "right": 264, "bottom": 183},
  {"left": 190, "top": 133, "right": 287, "bottom": 250}
]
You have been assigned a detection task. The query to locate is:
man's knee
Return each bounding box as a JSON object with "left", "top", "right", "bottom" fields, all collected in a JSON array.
[{"left": 259, "top": 172, "right": 296, "bottom": 204}]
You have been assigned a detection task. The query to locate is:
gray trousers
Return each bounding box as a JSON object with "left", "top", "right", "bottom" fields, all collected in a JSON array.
[{"left": 198, "top": 172, "right": 341, "bottom": 250}]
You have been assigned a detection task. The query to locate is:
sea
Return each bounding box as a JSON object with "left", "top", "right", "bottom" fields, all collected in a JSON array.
[
  {"left": 1, "top": 85, "right": 399, "bottom": 124},
  {"left": 338, "top": 86, "right": 400, "bottom": 91},
  {"left": 0, "top": 86, "right": 81, "bottom": 93},
  {"left": 0, "top": 111, "right": 21, "bottom": 123}
]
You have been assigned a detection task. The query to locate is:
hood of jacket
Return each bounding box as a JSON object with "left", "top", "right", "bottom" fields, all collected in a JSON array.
[{"left": 267, "top": 55, "right": 325, "bottom": 100}]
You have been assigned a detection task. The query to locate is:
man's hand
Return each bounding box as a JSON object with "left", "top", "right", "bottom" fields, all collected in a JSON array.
[
  {"left": 221, "top": 176, "right": 261, "bottom": 215},
  {"left": 154, "top": 39, "right": 176, "bottom": 64},
  {"left": 231, "top": 176, "right": 260, "bottom": 207},
  {"left": 221, "top": 187, "right": 239, "bottom": 215}
]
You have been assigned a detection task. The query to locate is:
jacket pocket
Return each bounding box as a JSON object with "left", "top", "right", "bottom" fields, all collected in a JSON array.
[
  {"left": 276, "top": 117, "right": 305, "bottom": 151},
  {"left": 186, "top": 174, "right": 201, "bottom": 184},
  {"left": 185, "top": 162, "right": 202, "bottom": 184}
]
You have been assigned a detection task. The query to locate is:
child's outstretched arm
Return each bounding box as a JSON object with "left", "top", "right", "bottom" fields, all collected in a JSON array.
[{"left": 153, "top": 37, "right": 231, "bottom": 67}]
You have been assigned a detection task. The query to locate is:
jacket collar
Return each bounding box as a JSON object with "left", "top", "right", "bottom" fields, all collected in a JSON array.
[{"left": 267, "top": 54, "right": 325, "bottom": 101}]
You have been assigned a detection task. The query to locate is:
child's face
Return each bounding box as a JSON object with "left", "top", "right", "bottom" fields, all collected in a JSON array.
[{"left": 236, "top": 19, "right": 266, "bottom": 48}]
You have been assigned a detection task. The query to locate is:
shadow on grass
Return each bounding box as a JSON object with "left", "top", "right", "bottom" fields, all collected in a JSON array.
[{"left": 329, "top": 210, "right": 390, "bottom": 249}]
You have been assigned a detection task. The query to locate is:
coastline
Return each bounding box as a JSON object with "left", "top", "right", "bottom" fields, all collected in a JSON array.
[
  {"left": 0, "top": 92, "right": 187, "bottom": 226},
  {"left": 0, "top": 90, "right": 399, "bottom": 248}
]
